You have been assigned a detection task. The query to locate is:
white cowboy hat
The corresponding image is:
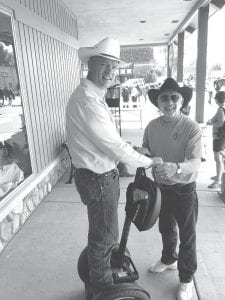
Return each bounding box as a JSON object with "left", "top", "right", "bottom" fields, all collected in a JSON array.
[{"left": 78, "top": 37, "right": 123, "bottom": 65}]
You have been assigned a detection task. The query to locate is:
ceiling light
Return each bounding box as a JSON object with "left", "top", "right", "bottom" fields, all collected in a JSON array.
[
  {"left": 164, "top": 33, "right": 170, "bottom": 36},
  {"left": 139, "top": 38, "right": 144, "bottom": 40},
  {"left": 139, "top": 20, "right": 146, "bottom": 23},
  {"left": 172, "top": 20, "right": 179, "bottom": 23}
]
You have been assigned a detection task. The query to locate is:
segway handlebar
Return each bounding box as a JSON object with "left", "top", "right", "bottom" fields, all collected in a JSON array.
[{"left": 134, "top": 146, "right": 163, "bottom": 170}]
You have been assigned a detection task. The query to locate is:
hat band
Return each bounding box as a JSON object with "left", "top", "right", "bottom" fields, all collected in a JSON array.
[{"left": 99, "top": 52, "right": 120, "bottom": 60}]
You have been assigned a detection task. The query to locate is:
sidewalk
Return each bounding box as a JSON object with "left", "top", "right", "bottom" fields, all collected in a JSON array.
[{"left": 0, "top": 128, "right": 224, "bottom": 300}]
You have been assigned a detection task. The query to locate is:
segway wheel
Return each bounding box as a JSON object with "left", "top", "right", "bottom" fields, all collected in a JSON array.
[
  {"left": 77, "top": 244, "right": 131, "bottom": 284},
  {"left": 77, "top": 247, "right": 89, "bottom": 283},
  {"left": 93, "top": 283, "right": 150, "bottom": 300}
]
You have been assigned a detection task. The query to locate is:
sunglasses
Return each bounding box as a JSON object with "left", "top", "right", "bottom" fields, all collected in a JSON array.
[{"left": 158, "top": 94, "right": 181, "bottom": 103}]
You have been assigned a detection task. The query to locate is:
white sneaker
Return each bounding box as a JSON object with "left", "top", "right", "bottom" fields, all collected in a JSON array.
[
  {"left": 177, "top": 281, "right": 193, "bottom": 300},
  {"left": 208, "top": 181, "right": 221, "bottom": 188},
  {"left": 148, "top": 260, "right": 177, "bottom": 273}
]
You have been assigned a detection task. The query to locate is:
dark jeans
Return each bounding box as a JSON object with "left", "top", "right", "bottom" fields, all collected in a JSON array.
[
  {"left": 74, "top": 168, "right": 120, "bottom": 293},
  {"left": 158, "top": 182, "right": 198, "bottom": 283}
]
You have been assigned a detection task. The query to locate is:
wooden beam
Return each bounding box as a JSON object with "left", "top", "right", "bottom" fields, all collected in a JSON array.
[
  {"left": 167, "top": 44, "right": 172, "bottom": 78},
  {"left": 195, "top": 5, "right": 209, "bottom": 123},
  {"left": 177, "top": 32, "right": 184, "bottom": 83}
]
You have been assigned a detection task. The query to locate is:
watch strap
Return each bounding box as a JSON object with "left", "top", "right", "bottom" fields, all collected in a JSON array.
[{"left": 176, "top": 163, "right": 182, "bottom": 174}]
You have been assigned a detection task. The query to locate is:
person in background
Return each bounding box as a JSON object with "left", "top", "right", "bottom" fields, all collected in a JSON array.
[
  {"left": 131, "top": 85, "right": 138, "bottom": 102},
  {"left": 65, "top": 37, "right": 162, "bottom": 299},
  {"left": 207, "top": 91, "right": 225, "bottom": 188},
  {"left": 143, "top": 78, "right": 202, "bottom": 300},
  {"left": 122, "top": 86, "right": 129, "bottom": 103},
  {"left": 206, "top": 79, "right": 214, "bottom": 104}
]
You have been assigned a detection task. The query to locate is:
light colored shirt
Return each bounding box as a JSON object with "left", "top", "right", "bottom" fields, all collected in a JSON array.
[
  {"left": 143, "top": 113, "right": 202, "bottom": 185},
  {"left": 66, "top": 79, "right": 152, "bottom": 174}
]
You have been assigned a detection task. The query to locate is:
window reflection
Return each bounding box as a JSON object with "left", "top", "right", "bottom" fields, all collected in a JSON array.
[{"left": 0, "top": 11, "right": 32, "bottom": 200}]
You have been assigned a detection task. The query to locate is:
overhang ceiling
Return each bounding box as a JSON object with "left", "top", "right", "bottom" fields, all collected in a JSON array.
[{"left": 62, "top": 0, "right": 214, "bottom": 47}]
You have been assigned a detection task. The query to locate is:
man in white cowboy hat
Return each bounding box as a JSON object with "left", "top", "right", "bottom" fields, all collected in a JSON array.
[
  {"left": 142, "top": 78, "right": 202, "bottom": 300},
  {"left": 65, "top": 37, "right": 162, "bottom": 298}
]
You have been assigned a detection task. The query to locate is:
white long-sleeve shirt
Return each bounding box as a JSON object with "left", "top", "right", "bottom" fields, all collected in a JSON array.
[{"left": 66, "top": 79, "right": 152, "bottom": 174}]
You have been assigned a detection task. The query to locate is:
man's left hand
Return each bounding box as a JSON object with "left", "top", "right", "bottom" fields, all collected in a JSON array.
[{"left": 154, "top": 162, "right": 177, "bottom": 179}]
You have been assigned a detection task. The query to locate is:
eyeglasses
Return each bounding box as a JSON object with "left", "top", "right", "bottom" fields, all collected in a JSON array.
[
  {"left": 101, "top": 62, "right": 118, "bottom": 70},
  {"left": 158, "top": 94, "right": 181, "bottom": 103}
]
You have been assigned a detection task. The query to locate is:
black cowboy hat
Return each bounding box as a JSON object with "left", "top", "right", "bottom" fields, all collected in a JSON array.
[{"left": 147, "top": 78, "right": 193, "bottom": 108}]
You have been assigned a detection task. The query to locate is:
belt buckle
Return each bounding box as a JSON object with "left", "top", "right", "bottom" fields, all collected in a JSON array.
[{"left": 105, "top": 170, "right": 111, "bottom": 177}]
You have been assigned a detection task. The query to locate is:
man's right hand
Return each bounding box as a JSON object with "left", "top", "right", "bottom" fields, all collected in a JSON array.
[
  {"left": 135, "top": 146, "right": 151, "bottom": 156},
  {"left": 151, "top": 157, "right": 163, "bottom": 166}
]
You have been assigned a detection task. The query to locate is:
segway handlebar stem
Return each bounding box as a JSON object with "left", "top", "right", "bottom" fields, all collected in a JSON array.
[
  {"left": 117, "top": 217, "right": 132, "bottom": 268},
  {"left": 117, "top": 167, "right": 147, "bottom": 267}
]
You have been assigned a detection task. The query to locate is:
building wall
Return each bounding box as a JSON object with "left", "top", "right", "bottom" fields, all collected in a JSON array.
[
  {"left": 17, "top": 22, "right": 79, "bottom": 172},
  {"left": 0, "top": 0, "right": 80, "bottom": 252}
]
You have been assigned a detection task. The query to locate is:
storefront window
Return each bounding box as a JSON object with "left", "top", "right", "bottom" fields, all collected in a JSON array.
[{"left": 0, "top": 10, "right": 32, "bottom": 201}]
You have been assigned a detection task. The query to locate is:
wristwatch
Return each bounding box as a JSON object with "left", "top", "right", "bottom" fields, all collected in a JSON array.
[{"left": 176, "top": 163, "right": 182, "bottom": 174}]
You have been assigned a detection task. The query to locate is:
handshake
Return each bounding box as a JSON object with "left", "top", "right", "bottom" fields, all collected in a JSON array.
[
  {"left": 134, "top": 146, "right": 179, "bottom": 179},
  {"left": 134, "top": 146, "right": 163, "bottom": 167},
  {"left": 151, "top": 157, "right": 163, "bottom": 166}
]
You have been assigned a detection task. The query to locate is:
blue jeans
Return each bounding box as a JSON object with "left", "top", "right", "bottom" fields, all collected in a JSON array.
[
  {"left": 158, "top": 182, "right": 198, "bottom": 283},
  {"left": 74, "top": 168, "right": 120, "bottom": 293}
]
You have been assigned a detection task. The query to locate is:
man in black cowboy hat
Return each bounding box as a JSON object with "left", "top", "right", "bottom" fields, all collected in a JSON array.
[
  {"left": 143, "top": 78, "right": 202, "bottom": 300},
  {"left": 65, "top": 37, "right": 162, "bottom": 298}
]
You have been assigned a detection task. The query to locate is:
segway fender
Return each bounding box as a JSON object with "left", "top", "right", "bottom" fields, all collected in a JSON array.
[{"left": 93, "top": 282, "right": 151, "bottom": 300}]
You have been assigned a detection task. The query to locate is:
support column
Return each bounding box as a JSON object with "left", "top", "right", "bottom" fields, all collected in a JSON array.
[
  {"left": 167, "top": 44, "right": 172, "bottom": 78},
  {"left": 196, "top": 5, "right": 209, "bottom": 123},
  {"left": 177, "top": 32, "right": 184, "bottom": 83}
]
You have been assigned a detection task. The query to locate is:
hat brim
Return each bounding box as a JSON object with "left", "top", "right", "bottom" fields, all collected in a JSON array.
[
  {"left": 78, "top": 47, "right": 124, "bottom": 65},
  {"left": 147, "top": 86, "right": 193, "bottom": 108},
  {"left": 147, "top": 89, "right": 160, "bottom": 107},
  {"left": 179, "top": 86, "right": 193, "bottom": 109}
]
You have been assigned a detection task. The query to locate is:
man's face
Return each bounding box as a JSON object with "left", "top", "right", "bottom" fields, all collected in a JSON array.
[
  {"left": 157, "top": 91, "right": 184, "bottom": 117},
  {"left": 88, "top": 56, "right": 119, "bottom": 90}
]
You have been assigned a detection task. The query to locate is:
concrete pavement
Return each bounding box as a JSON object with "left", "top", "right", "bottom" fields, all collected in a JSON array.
[{"left": 0, "top": 128, "right": 225, "bottom": 299}]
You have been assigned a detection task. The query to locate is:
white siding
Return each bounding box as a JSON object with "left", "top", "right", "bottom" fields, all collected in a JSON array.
[
  {"left": 0, "top": 0, "right": 80, "bottom": 172},
  {"left": 13, "top": 0, "right": 78, "bottom": 39},
  {"left": 16, "top": 22, "right": 79, "bottom": 172}
]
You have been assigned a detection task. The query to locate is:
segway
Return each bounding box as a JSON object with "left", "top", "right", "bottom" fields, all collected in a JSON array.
[{"left": 77, "top": 167, "right": 161, "bottom": 300}]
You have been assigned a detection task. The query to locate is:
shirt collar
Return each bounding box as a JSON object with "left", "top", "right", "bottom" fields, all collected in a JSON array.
[{"left": 81, "top": 78, "right": 106, "bottom": 99}]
